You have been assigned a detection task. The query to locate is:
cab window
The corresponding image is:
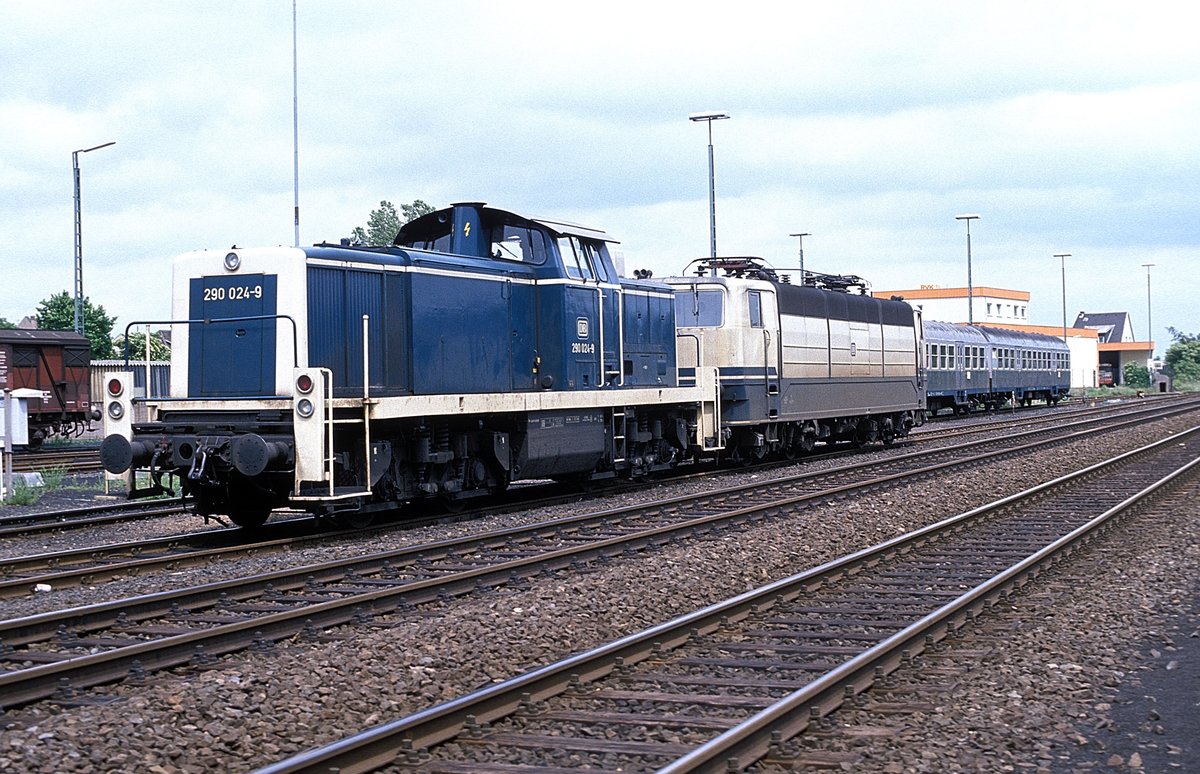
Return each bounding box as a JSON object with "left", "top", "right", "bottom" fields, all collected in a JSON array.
[
  {"left": 557, "top": 236, "right": 609, "bottom": 281},
  {"left": 674, "top": 289, "right": 724, "bottom": 327},
  {"left": 490, "top": 225, "right": 548, "bottom": 264},
  {"left": 579, "top": 240, "right": 610, "bottom": 281},
  {"left": 748, "top": 291, "right": 763, "bottom": 328}
]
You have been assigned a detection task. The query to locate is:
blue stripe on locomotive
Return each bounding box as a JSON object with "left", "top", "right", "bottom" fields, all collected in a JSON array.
[{"left": 188, "top": 273, "right": 278, "bottom": 397}]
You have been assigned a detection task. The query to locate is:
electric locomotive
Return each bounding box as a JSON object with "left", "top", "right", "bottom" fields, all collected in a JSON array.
[
  {"left": 100, "top": 203, "right": 722, "bottom": 527},
  {"left": 666, "top": 259, "right": 925, "bottom": 460}
]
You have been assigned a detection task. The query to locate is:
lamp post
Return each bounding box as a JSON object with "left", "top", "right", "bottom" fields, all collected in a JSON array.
[
  {"left": 955, "top": 214, "right": 980, "bottom": 324},
  {"left": 1142, "top": 263, "right": 1155, "bottom": 354},
  {"left": 292, "top": 0, "right": 300, "bottom": 248},
  {"left": 790, "top": 232, "right": 811, "bottom": 283},
  {"left": 689, "top": 111, "right": 730, "bottom": 268},
  {"left": 1054, "top": 253, "right": 1071, "bottom": 341},
  {"left": 72, "top": 141, "right": 116, "bottom": 335}
]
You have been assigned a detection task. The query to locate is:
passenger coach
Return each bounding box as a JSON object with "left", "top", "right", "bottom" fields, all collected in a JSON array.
[{"left": 924, "top": 320, "right": 1070, "bottom": 414}]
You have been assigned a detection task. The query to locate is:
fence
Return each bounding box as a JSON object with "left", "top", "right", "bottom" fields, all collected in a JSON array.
[{"left": 91, "top": 360, "right": 171, "bottom": 424}]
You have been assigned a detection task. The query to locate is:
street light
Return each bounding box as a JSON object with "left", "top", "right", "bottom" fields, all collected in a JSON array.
[
  {"left": 1142, "top": 263, "right": 1155, "bottom": 354},
  {"left": 689, "top": 110, "right": 730, "bottom": 268},
  {"left": 955, "top": 214, "right": 980, "bottom": 324},
  {"left": 790, "top": 232, "right": 811, "bottom": 283},
  {"left": 73, "top": 141, "right": 116, "bottom": 335},
  {"left": 1054, "top": 253, "right": 1071, "bottom": 341}
]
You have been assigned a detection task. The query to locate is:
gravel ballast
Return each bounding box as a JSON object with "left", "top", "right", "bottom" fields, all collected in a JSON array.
[{"left": 0, "top": 414, "right": 1197, "bottom": 772}]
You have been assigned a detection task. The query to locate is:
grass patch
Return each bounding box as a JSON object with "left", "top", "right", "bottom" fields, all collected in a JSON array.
[
  {"left": 2, "top": 480, "right": 40, "bottom": 507},
  {"left": 39, "top": 464, "right": 70, "bottom": 491},
  {"left": 1081, "top": 386, "right": 1145, "bottom": 398}
]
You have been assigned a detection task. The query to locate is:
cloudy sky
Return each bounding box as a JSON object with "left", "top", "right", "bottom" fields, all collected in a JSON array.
[{"left": 3, "top": 1, "right": 1195, "bottom": 350}]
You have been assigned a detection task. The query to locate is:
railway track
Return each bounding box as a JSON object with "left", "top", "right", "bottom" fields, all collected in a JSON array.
[
  {"left": 0, "top": 498, "right": 187, "bottom": 537},
  {"left": 0, "top": 400, "right": 1196, "bottom": 714},
  {"left": 4, "top": 393, "right": 1195, "bottom": 597},
  {"left": 9, "top": 445, "right": 101, "bottom": 474},
  {"left": 3, "top": 397, "right": 1195, "bottom": 600},
  {"left": 256, "top": 425, "right": 1200, "bottom": 774},
  {"left": 909, "top": 392, "right": 1188, "bottom": 443}
]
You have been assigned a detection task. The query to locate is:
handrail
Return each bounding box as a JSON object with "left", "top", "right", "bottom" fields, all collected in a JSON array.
[{"left": 119, "top": 315, "right": 300, "bottom": 370}]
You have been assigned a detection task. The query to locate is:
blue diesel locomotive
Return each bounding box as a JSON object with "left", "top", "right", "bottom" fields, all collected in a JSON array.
[{"left": 100, "top": 203, "right": 722, "bottom": 527}]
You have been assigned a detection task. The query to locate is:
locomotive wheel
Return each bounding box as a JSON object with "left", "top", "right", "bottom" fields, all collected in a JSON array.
[
  {"left": 736, "top": 445, "right": 765, "bottom": 466},
  {"left": 332, "top": 512, "right": 376, "bottom": 529},
  {"left": 229, "top": 506, "right": 270, "bottom": 529},
  {"left": 225, "top": 482, "right": 276, "bottom": 529},
  {"left": 439, "top": 494, "right": 468, "bottom": 513}
]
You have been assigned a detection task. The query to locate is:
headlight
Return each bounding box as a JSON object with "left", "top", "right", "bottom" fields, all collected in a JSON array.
[
  {"left": 296, "top": 398, "right": 314, "bottom": 418},
  {"left": 224, "top": 252, "right": 241, "bottom": 272},
  {"left": 107, "top": 402, "right": 125, "bottom": 420}
]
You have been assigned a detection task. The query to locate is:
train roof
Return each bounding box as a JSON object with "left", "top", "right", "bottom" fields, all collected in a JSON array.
[
  {"left": 666, "top": 270, "right": 916, "bottom": 327},
  {"left": 0, "top": 329, "right": 90, "bottom": 346},
  {"left": 975, "top": 324, "right": 1069, "bottom": 349},
  {"left": 923, "top": 320, "right": 989, "bottom": 343},
  {"left": 924, "top": 321, "right": 1069, "bottom": 350},
  {"left": 395, "top": 203, "right": 616, "bottom": 245}
]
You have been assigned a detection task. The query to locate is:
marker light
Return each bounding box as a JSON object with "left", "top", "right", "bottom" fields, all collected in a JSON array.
[{"left": 296, "top": 373, "right": 314, "bottom": 394}]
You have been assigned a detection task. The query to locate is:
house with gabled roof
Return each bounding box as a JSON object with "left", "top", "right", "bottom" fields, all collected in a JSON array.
[{"left": 1073, "top": 311, "right": 1154, "bottom": 386}]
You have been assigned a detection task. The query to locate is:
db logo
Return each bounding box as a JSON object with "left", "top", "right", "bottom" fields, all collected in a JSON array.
[{"left": 576, "top": 317, "right": 589, "bottom": 339}]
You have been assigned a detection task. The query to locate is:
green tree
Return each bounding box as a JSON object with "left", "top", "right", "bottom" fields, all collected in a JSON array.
[
  {"left": 1122, "top": 362, "right": 1150, "bottom": 388},
  {"left": 351, "top": 199, "right": 435, "bottom": 246},
  {"left": 113, "top": 330, "right": 171, "bottom": 361},
  {"left": 0, "top": 317, "right": 15, "bottom": 329},
  {"left": 35, "top": 291, "right": 116, "bottom": 358},
  {"left": 1164, "top": 328, "right": 1200, "bottom": 384}
]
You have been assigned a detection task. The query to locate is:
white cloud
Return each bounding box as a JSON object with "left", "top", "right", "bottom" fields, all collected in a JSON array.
[{"left": 0, "top": 0, "right": 1195, "bottom": 345}]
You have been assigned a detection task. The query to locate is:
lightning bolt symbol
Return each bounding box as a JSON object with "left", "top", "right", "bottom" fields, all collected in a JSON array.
[{"left": 464, "top": 223, "right": 471, "bottom": 238}]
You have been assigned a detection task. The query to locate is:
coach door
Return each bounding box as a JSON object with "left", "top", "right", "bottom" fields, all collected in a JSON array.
[{"left": 745, "top": 289, "right": 781, "bottom": 414}]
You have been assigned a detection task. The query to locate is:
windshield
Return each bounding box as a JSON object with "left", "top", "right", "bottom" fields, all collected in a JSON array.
[{"left": 674, "top": 288, "right": 724, "bottom": 327}]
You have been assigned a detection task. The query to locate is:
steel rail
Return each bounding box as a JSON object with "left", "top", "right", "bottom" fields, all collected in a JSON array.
[
  {"left": 0, "top": 500, "right": 187, "bottom": 537},
  {"left": 662, "top": 432, "right": 1200, "bottom": 772},
  {"left": 252, "top": 426, "right": 1200, "bottom": 774},
  {"left": 5, "top": 397, "right": 1186, "bottom": 599},
  {"left": 4, "top": 396, "right": 1192, "bottom": 613}
]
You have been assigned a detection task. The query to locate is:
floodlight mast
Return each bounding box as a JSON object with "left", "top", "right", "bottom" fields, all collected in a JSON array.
[
  {"left": 689, "top": 111, "right": 731, "bottom": 274},
  {"left": 72, "top": 141, "right": 116, "bottom": 336},
  {"left": 955, "top": 214, "right": 980, "bottom": 324},
  {"left": 790, "top": 232, "right": 811, "bottom": 282},
  {"left": 1054, "top": 253, "right": 1071, "bottom": 341}
]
